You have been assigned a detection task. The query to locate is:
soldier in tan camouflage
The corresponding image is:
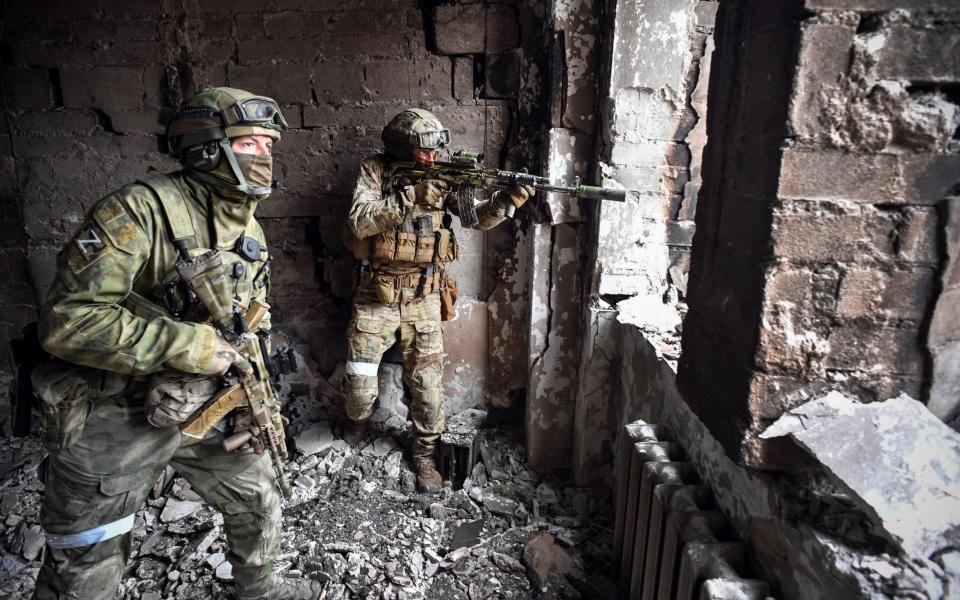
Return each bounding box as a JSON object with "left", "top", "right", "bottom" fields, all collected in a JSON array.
[
  {"left": 341, "top": 108, "right": 534, "bottom": 492},
  {"left": 32, "top": 88, "right": 320, "bottom": 600}
]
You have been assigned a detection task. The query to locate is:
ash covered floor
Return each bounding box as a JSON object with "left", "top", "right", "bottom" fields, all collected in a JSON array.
[{"left": 0, "top": 377, "right": 617, "bottom": 600}]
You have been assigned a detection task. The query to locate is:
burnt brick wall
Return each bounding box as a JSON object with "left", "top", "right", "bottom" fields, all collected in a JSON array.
[
  {"left": 0, "top": 0, "right": 545, "bottom": 387},
  {"left": 679, "top": 0, "right": 960, "bottom": 468}
]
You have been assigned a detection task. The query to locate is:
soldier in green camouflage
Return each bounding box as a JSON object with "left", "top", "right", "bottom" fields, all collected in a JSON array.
[
  {"left": 32, "top": 88, "right": 320, "bottom": 600},
  {"left": 341, "top": 108, "right": 534, "bottom": 492}
]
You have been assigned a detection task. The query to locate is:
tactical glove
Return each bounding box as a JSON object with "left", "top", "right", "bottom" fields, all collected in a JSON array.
[
  {"left": 506, "top": 184, "right": 536, "bottom": 208},
  {"left": 413, "top": 179, "right": 448, "bottom": 208},
  {"left": 144, "top": 374, "right": 219, "bottom": 428},
  {"left": 167, "top": 324, "right": 252, "bottom": 376}
]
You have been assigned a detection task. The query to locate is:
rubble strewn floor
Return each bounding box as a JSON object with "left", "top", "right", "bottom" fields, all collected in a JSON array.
[{"left": 0, "top": 388, "right": 616, "bottom": 599}]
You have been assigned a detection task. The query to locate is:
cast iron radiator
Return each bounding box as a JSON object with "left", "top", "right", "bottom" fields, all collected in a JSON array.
[{"left": 613, "top": 421, "right": 775, "bottom": 600}]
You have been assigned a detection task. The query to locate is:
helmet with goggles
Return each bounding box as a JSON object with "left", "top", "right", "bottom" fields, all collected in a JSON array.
[
  {"left": 382, "top": 108, "right": 450, "bottom": 160},
  {"left": 166, "top": 87, "right": 287, "bottom": 197}
]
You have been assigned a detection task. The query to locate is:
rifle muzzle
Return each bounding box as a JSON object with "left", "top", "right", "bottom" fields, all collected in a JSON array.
[{"left": 577, "top": 186, "right": 627, "bottom": 202}]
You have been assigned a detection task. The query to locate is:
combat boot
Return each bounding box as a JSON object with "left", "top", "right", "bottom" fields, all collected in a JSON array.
[
  {"left": 343, "top": 419, "right": 369, "bottom": 446},
  {"left": 413, "top": 455, "right": 443, "bottom": 493},
  {"left": 234, "top": 565, "right": 322, "bottom": 600}
]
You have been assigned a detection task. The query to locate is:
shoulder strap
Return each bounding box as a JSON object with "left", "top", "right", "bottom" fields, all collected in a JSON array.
[{"left": 138, "top": 171, "right": 200, "bottom": 255}]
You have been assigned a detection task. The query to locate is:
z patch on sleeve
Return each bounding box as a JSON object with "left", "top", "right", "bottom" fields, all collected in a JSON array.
[{"left": 64, "top": 223, "right": 113, "bottom": 274}]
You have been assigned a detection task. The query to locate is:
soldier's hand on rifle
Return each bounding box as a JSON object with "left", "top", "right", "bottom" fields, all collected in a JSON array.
[
  {"left": 170, "top": 325, "right": 253, "bottom": 376},
  {"left": 506, "top": 184, "right": 536, "bottom": 208},
  {"left": 413, "top": 179, "right": 448, "bottom": 208},
  {"left": 206, "top": 338, "right": 254, "bottom": 377}
]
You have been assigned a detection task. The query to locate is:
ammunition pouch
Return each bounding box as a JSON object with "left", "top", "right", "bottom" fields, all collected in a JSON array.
[
  {"left": 31, "top": 360, "right": 128, "bottom": 451},
  {"left": 363, "top": 267, "right": 447, "bottom": 307},
  {"left": 440, "top": 273, "right": 459, "bottom": 322},
  {"left": 372, "top": 273, "right": 397, "bottom": 306},
  {"left": 144, "top": 372, "right": 219, "bottom": 429},
  {"left": 344, "top": 226, "right": 458, "bottom": 265}
]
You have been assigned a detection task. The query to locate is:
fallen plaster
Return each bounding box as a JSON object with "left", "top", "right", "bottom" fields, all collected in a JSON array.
[{"left": 761, "top": 391, "right": 960, "bottom": 560}]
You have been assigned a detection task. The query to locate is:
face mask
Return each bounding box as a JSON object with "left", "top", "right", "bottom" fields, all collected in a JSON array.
[{"left": 234, "top": 153, "right": 274, "bottom": 191}]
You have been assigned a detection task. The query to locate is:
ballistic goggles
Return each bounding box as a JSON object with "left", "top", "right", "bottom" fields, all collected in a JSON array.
[
  {"left": 176, "top": 96, "right": 288, "bottom": 132},
  {"left": 411, "top": 129, "right": 450, "bottom": 150}
]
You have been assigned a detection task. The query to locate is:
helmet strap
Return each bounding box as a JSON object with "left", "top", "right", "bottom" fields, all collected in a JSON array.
[{"left": 188, "top": 139, "right": 273, "bottom": 198}]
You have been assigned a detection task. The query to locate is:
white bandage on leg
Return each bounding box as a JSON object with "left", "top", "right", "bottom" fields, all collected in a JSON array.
[
  {"left": 345, "top": 361, "right": 379, "bottom": 376},
  {"left": 45, "top": 513, "right": 136, "bottom": 549}
]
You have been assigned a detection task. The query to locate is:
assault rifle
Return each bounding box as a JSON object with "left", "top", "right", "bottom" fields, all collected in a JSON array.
[
  {"left": 390, "top": 150, "right": 627, "bottom": 228},
  {"left": 175, "top": 250, "right": 294, "bottom": 498}
]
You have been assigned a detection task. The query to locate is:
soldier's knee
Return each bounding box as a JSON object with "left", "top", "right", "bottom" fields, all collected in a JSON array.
[
  {"left": 35, "top": 545, "right": 126, "bottom": 600},
  {"left": 405, "top": 359, "right": 442, "bottom": 391},
  {"left": 342, "top": 373, "right": 378, "bottom": 405}
]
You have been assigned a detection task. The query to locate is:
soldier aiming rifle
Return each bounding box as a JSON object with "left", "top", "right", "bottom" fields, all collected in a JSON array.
[{"left": 341, "top": 108, "right": 624, "bottom": 494}]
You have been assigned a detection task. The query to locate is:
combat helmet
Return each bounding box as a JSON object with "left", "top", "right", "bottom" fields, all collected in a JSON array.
[
  {"left": 166, "top": 87, "right": 287, "bottom": 197},
  {"left": 382, "top": 108, "right": 450, "bottom": 160}
]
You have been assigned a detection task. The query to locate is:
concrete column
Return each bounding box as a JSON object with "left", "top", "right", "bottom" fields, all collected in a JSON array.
[{"left": 678, "top": 0, "right": 960, "bottom": 467}]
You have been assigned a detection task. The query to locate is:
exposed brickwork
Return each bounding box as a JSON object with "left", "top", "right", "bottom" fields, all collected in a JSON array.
[
  {"left": 0, "top": 0, "right": 544, "bottom": 378},
  {"left": 679, "top": 0, "right": 960, "bottom": 467}
]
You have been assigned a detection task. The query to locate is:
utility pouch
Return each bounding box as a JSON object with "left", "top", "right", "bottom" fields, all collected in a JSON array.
[
  {"left": 31, "top": 360, "right": 126, "bottom": 451},
  {"left": 395, "top": 231, "right": 418, "bottom": 263},
  {"left": 439, "top": 230, "right": 459, "bottom": 262},
  {"left": 440, "top": 275, "right": 460, "bottom": 321},
  {"left": 373, "top": 274, "right": 397, "bottom": 306},
  {"left": 342, "top": 226, "right": 370, "bottom": 261},
  {"left": 415, "top": 234, "right": 436, "bottom": 263},
  {"left": 372, "top": 231, "right": 397, "bottom": 261},
  {"left": 434, "top": 230, "right": 451, "bottom": 263}
]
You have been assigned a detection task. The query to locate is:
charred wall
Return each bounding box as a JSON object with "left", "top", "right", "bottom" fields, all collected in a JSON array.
[
  {"left": 678, "top": 0, "right": 960, "bottom": 467},
  {"left": 0, "top": 0, "right": 548, "bottom": 414}
]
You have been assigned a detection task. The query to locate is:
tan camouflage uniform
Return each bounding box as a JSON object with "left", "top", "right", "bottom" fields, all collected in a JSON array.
[
  {"left": 33, "top": 172, "right": 280, "bottom": 599},
  {"left": 343, "top": 154, "right": 511, "bottom": 458}
]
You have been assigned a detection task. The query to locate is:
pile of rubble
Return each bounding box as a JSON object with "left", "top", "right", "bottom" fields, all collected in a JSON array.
[{"left": 0, "top": 366, "right": 617, "bottom": 599}]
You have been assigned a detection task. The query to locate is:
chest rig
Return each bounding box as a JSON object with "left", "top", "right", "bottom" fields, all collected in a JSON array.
[
  {"left": 136, "top": 172, "right": 270, "bottom": 323},
  {"left": 346, "top": 166, "right": 459, "bottom": 269}
]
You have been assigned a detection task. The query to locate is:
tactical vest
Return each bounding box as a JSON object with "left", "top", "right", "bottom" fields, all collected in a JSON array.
[
  {"left": 343, "top": 168, "right": 459, "bottom": 268},
  {"left": 126, "top": 172, "right": 270, "bottom": 323}
]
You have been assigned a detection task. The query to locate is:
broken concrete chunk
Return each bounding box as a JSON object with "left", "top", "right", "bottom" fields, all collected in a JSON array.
[
  {"left": 761, "top": 392, "right": 960, "bottom": 558},
  {"left": 450, "top": 519, "right": 484, "bottom": 550},
  {"left": 206, "top": 551, "right": 226, "bottom": 569},
  {"left": 372, "top": 436, "right": 398, "bottom": 457},
  {"left": 293, "top": 422, "right": 334, "bottom": 456},
  {"left": 20, "top": 527, "right": 44, "bottom": 561},
  {"left": 522, "top": 532, "right": 577, "bottom": 588},
  {"left": 377, "top": 363, "right": 409, "bottom": 420},
  {"left": 482, "top": 493, "right": 521, "bottom": 518},
  {"left": 160, "top": 499, "right": 203, "bottom": 523},
  {"left": 441, "top": 408, "right": 488, "bottom": 447},
  {"left": 384, "top": 451, "right": 402, "bottom": 480},
  {"left": 215, "top": 560, "right": 233, "bottom": 581},
  {"left": 491, "top": 551, "right": 525, "bottom": 573}
]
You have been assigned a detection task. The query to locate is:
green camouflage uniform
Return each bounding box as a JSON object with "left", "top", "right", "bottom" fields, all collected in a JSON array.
[
  {"left": 343, "top": 154, "right": 510, "bottom": 458},
  {"left": 33, "top": 171, "right": 279, "bottom": 599}
]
